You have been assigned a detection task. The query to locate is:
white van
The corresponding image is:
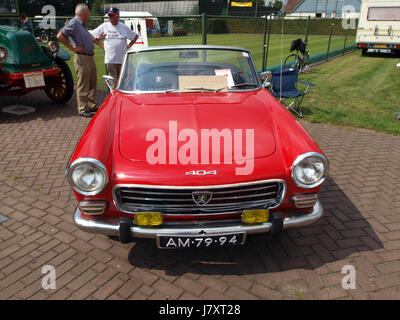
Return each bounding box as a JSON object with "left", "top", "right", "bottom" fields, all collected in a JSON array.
[{"left": 356, "top": 0, "right": 400, "bottom": 54}]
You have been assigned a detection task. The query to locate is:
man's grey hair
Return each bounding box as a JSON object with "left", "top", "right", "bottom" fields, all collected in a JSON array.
[{"left": 75, "top": 3, "right": 89, "bottom": 16}]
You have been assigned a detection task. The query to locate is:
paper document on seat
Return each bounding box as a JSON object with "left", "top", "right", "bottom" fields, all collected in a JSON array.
[{"left": 179, "top": 76, "right": 227, "bottom": 92}]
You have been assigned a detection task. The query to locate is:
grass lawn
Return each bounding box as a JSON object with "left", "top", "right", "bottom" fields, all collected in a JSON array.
[
  {"left": 60, "top": 33, "right": 400, "bottom": 135},
  {"left": 61, "top": 32, "right": 353, "bottom": 84},
  {"left": 299, "top": 50, "right": 400, "bottom": 135}
]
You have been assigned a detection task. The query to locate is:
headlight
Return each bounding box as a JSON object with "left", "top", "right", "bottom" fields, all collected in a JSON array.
[
  {"left": 48, "top": 41, "right": 59, "bottom": 54},
  {"left": 291, "top": 152, "right": 328, "bottom": 189},
  {"left": 67, "top": 158, "right": 108, "bottom": 195},
  {"left": 0, "top": 47, "right": 8, "bottom": 63}
]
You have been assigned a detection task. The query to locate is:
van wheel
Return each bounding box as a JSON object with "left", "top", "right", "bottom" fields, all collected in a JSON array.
[{"left": 361, "top": 48, "right": 368, "bottom": 56}]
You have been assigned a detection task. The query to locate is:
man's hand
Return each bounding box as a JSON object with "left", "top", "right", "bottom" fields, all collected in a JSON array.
[
  {"left": 98, "top": 32, "right": 106, "bottom": 40},
  {"left": 73, "top": 46, "right": 84, "bottom": 53}
]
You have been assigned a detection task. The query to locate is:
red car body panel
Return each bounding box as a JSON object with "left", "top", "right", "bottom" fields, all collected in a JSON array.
[{"left": 68, "top": 88, "right": 325, "bottom": 221}]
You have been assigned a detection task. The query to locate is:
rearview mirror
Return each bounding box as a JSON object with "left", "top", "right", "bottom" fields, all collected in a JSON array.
[
  {"left": 259, "top": 71, "right": 272, "bottom": 88},
  {"left": 179, "top": 51, "right": 199, "bottom": 59}
]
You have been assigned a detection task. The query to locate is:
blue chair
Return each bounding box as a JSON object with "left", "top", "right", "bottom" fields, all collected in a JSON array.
[{"left": 269, "top": 67, "right": 314, "bottom": 118}]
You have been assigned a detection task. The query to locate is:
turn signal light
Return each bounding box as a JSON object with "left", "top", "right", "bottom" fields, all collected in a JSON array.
[
  {"left": 242, "top": 209, "right": 269, "bottom": 224},
  {"left": 135, "top": 212, "right": 163, "bottom": 226},
  {"left": 291, "top": 194, "right": 318, "bottom": 208},
  {"left": 79, "top": 200, "right": 108, "bottom": 215}
]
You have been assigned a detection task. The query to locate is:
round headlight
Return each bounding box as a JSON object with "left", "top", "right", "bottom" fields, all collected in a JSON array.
[
  {"left": 291, "top": 152, "right": 328, "bottom": 188},
  {"left": 67, "top": 158, "right": 108, "bottom": 195},
  {"left": 48, "top": 41, "right": 59, "bottom": 54},
  {"left": 0, "top": 47, "right": 8, "bottom": 63}
]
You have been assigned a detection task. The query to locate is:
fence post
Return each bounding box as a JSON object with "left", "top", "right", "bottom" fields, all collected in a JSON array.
[
  {"left": 202, "top": 13, "right": 207, "bottom": 45},
  {"left": 326, "top": 18, "right": 334, "bottom": 62},
  {"left": 264, "top": 15, "right": 272, "bottom": 71},
  {"left": 305, "top": 15, "right": 310, "bottom": 44},
  {"left": 262, "top": 16, "right": 267, "bottom": 72},
  {"left": 343, "top": 29, "right": 348, "bottom": 55}
]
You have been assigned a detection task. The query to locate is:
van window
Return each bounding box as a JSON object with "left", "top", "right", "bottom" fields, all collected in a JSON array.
[{"left": 368, "top": 7, "right": 400, "bottom": 21}]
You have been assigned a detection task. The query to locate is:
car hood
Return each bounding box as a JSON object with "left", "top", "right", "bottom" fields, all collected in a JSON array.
[{"left": 118, "top": 92, "right": 276, "bottom": 162}]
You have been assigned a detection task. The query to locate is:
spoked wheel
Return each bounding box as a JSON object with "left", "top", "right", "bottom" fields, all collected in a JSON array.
[
  {"left": 44, "top": 57, "right": 74, "bottom": 103},
  {"left": 284, "top": 53, "right": 304, "bottom": 73}
]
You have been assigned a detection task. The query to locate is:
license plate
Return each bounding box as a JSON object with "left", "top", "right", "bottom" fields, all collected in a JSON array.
[
  {"left": 375, "top": 44, "right": 387, "bottom": 48},
  {"left": 157, "top": 233, "right": 245, "bottom": 249},
  {"left": 23, "top": 72, "right": 45, "bottom": 88},
  {"left": 368, "top": 48, "right": 391, "bottom": 53}
]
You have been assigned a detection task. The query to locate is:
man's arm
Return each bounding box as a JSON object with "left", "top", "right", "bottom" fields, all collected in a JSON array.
[
  {"left": 56, "top": 32, "right": 83, "bottom": 53},
  {"left": 89, "top": 24, "right": 105, "bottom": 49},
  {"left": 127, "top": 34, "right": 139, "bottom": 49},
  {"left": 90, "top": 33, "right": 104, "bottom": 49}
]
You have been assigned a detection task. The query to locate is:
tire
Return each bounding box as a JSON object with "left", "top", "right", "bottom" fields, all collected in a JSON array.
[
  {"left": 44, "top": 57, "right": 74, "bottom": 104},
  {"left": 284, "top": 53, "right": 304, "bottom": 73},
  {"left": 361, "top": 48, "right": 368, "bottom": 56}
]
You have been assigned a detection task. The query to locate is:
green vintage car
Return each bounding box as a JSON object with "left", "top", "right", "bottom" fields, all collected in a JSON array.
[{"left": 0, "top": 0, "right": 73, "bottom": 103}]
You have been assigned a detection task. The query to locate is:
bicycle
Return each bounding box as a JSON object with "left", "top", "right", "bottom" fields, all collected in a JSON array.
[{"left": 283, "top": 38, "right": 310, "bottom": 74}]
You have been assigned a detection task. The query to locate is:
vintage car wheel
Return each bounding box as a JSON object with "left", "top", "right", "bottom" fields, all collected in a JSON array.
[{"left": 44, "top": 57, "right": 74, "bottom": 103}]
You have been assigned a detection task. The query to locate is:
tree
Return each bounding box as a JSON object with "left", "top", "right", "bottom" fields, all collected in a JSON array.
[{"left": 273, "top": 1, "right": 283, "bottom": 9}]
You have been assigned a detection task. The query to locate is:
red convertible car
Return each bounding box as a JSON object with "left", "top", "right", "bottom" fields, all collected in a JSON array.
[{"left": 66, "top": 45, "right": 328, "bottom": 249}]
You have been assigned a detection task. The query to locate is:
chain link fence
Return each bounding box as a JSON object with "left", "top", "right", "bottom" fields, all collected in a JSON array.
[{"left": 26, "top": 14, "right": 357, "bottom": 73}]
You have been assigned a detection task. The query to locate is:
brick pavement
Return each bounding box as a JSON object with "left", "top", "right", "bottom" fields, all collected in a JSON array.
[{"left": 0, "top": 88, "right": 400, "bottom": 300}]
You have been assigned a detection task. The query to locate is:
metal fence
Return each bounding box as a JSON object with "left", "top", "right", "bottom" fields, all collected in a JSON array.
[{"left": 26, "top": 14, "right": 357, "bottom": 72}]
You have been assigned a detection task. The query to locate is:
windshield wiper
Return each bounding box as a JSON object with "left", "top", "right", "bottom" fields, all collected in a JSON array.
[
  {"left": 182, "top": 86, "right": 226, "bottom": 92},
  {"left": 230, "top": 83, "right": 259, "bottom": 88}
]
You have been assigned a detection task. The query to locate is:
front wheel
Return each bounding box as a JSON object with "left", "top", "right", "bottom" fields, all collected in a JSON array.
[
  {"left": 284, "top": 54, "right": 304, "bottom": 73},
  {"left": 44, "top": 57, "right": 74, "bottom": 104}
]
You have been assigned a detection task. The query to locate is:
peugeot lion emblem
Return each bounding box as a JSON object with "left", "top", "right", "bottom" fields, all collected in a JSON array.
[{"left": 192, "top": 191, "right": 212, "bottom": 206}]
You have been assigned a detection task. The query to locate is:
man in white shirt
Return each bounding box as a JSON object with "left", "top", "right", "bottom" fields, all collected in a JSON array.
[{"left": 91, "top": 7, "right": 138, "bottom": 89}]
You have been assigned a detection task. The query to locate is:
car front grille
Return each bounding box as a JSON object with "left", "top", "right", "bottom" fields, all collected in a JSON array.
[{"left": 113, "top": 180, "right": 286, "bottom": 215}]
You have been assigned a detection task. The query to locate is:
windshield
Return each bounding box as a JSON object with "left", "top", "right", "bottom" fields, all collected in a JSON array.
[
  {"left": 118, "top": 47, "right": 260, "bottom": 93},
  {"left": 0, "top": 0, "right": 17, "bottom": 15}
]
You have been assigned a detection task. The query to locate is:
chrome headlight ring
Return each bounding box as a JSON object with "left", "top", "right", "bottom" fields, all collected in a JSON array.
[
  {"left": 0, "top": 47, "right": 8, "bottom": 63},
  {"left": 67, "top": 158, "right": 108, "bottom": 196},
  {"left": 291, "top": 152, "right": 328, "bottom": 189}
]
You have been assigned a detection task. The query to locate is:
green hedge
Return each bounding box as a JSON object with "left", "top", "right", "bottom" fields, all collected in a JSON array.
[{"left": 208, "top": 18, "right": 357, "bottom": 36}]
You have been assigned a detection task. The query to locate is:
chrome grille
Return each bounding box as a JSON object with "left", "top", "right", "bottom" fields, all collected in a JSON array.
[{"left": 113, "top": 180, "right": 285, "bottom": 215}]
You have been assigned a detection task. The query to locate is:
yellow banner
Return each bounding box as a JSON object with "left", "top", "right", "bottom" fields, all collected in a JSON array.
[{"left": 231, "top": 1, "right": 253, "bottom": 7}]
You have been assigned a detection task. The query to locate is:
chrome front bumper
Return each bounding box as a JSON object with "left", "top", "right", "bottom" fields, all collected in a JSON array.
[{"left": 73, "top": 200, "right": 323, "bottom": 239}]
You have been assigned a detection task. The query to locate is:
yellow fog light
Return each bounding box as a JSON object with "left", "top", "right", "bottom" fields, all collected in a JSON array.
[
  {"left": 242, "top": 209, "right": 269, "bottom": 224},
  {"left": 135, "top": 212, "right": 163, "bottom": 226}
]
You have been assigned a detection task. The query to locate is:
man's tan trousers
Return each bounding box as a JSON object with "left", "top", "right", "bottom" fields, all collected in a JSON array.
[{"left": 74, "top": 54, "right": 97, "bottom": 114}]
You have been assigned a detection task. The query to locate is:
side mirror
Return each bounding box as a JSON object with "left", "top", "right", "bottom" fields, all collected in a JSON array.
[
  {"left": 259, "top": 71, "right": 272, "bottom": 88},
  {"left": 103, "top": 75, "right": 114, "bottom": 93}
]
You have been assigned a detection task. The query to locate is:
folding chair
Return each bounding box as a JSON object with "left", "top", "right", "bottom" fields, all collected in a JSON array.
[{"left": 269, "top": 67, "right": 315, "bottom": 118}]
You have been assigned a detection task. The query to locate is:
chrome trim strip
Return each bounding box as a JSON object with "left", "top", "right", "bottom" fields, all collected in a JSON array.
[
  {"left": 112, "top": 179, "right": 286, "bottom": 215},
  {"left": 73, "top": 200, "right": 323, "bottom": 238},
  {"left": 126, "top": 45, "right": 252, "bottom": 54}
]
